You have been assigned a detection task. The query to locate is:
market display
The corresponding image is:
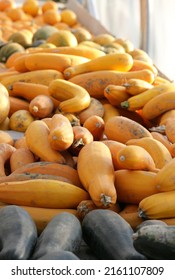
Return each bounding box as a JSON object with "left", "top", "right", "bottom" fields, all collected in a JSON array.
[{"left": 0, "top": 0, "right": 175, "bottom": 260}]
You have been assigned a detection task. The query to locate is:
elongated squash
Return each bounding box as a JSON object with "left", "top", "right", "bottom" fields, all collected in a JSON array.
[
  {"left": 48, "top": 78, "right": 91, "bottom": 113},
  {"left": 104, "top": 115, "right": 152, "bottom": 144},
  {"left": 0, "top": 179, "right": 90, "bottom": 208},
  {"left": 0, "top": 83, "right": 10, "bottom": 124},
  {"left": 77, "top": 141, "right": 117, "bottom": 207},
  {"left": 142, "top": 90, "right": 175, "bottom": 120},
  {"left": 11, "top": 161, "right": 82, "bottom": 188},
  {"left": 126, "top": 137, "right": 172, "bottom": 169},
  {"left": 69, "top": 69, "right": 155, "bottom": 99},
  {"left": 78, "top": 97, "right": 104, "bottom": 124},
  {"left": 154, "top": 158, "right": 175, "bottom": 192},
  {"left": 114, "top": 169, "right": 158, "bottom": 204},
  {"left": 64, "top": 53, "right": 133, "bottom": 79},
  {"left": 117, "top": 145, "right": 158, "bottom": 172},
  {"left": 25, "top": 120, "right": 66, "bottom": 164},
  {"left": 138, "top": 190, "right": 175, "bottom": 219},
  {"left": 24, "top": 53, "right": 89, "bottom": 72},
  {"left": 102, "top": 139, "right": 126, "bottom": 169},
  {"left": 48, "top": 113, "right": 74, "bottom": 151},
  {"left": 104, "top": 85, "right": 130, "bottom": 107},
  {"left": 123, "top": 78, "right": 154, "bottom": 95},
  {"left": 1, "top": 70, "right": 63, "bottom": 94},
  {"left": 121, "top": 83, "right": 175, "bottom": 111}
]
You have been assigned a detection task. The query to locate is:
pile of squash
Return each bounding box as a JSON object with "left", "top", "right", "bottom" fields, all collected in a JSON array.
[{"left": 1, "top": 0, "right": 175, "bottom": 260}]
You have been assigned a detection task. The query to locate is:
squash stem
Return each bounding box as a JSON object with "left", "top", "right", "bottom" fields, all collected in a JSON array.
[{"left": 100, "top": 194, "right": 112, "bottom": 207}]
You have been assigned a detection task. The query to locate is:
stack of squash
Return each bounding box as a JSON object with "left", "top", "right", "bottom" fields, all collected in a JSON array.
[{"left": 0, "top": 0, "right": 175, "bottom": 260}]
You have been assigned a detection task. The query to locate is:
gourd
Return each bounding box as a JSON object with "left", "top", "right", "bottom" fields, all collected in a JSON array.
[
  {"left": 0, "top": 179, "right": 90, "bottom": 208},
  {"left": 31, "top": 212, "right": 82, "bottom": 259},
  {"left": 0, "top": 42, "right": 24, "bottom": 63},
  {"left": 0, "top": 143, "right": 16, "bottom": 176},
  {"left": 29, "top": 95, "right": 54, "bottom": 119},
  {"left": 121, "top": 82, "right": 175, "bottom": 111},
  {"left": 48, "top": 78, "right": 91, "bottom": 113},
  {"left": 114, "top": 169, "right": 158, "bottom": 204},
  {"left": 25, "top": 120, "right": 66, "bottom": 164},
  {"left": 69, "top": 69, "right": 155, "bottom": 99},
  {"left": 0, "top": 83, "right": 10, "bottom": 124},
  {"left": 63, "top": 52, "right": 133, "bottom": 79},
  {"left": 0, "top": 205, "right": 37, "bottom": 260},
  {"left": 32, "top": 25, "right": 59, "bottom": 42},
  {"left": 82, "top": 209, "right": 146, "bottom": 260},
  {"left": 77, "top": 141, "right": 117, "bottom": 207},
  {"left": 48, "top": 113, "right": 74, "bottom": 151},
  {"left": 104, "top": 115, "right": 152, "bottom": 144},
  {"left": 133, "top": 224, "right": 175, "bottom": 260},
  {"left": 36, "top": 251, "right": 80, "bottom": 260},
  {"left": 11, "top": 161, "right": 82, "bottom": 188}
]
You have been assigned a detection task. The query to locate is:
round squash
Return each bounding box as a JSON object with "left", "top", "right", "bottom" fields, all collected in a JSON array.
[
  {"left": 32, "top": 25, "right": 58, "bottom": 42},
  {"left": 0, "top": 42, "right": 24, "bottom": 63},
  {"left": 0, "top": 83, "right": 10, "bottom": 125}
]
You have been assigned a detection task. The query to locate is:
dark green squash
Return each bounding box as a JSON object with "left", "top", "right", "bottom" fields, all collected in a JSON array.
[
  {"left": 82, "top": 209, "right": 146, "bottom": 260},
  {"left": 32, "top": 25, "right": 58, "bottom": 42},
  {"left": 135, "top": 219, "right": 167, "bottom": 231},
  {"left": 0, "top": 205, "right": 37, "bottom": 260},
  {"left": 31, "top": 212, "right": 82, "bottom": 260},
  {"left": 0, "top": 42, "right": 24, "bottom": 63},
  {"left": 133, "top": 224, "right": 175, "bottom": 259},
  {"left": 37, "top": 250, "right": 80, "bottom": 260}
]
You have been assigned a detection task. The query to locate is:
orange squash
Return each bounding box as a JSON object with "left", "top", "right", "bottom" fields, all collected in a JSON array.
[
  {"left": 63, "top": 53, "right": 133, "bottom": 79},
  {"left": 29, "top": 95, "right": 54, "bottom": 118},
  {"left": 48, "top": 113, "right": 74, "bottom": 151},
  {"left": 102, "top": 139, "right": 126, "bottom": 169},
  {"left": 25, "top": 120, "right": 66, "bottom": 164},
  {"left": 77, "top": 97, "right": 104, "bottom": 124},
  {"left": 114, "top": 169, "right": 158, "bottom": 204},
  {"left": 69, "top": 69, "right": 155, "bottom": 99},
  {"left": 0, "top": 179, "right": 90, "bottom": 208},
  {"left": 83, "top": 115, "right": 105, "bottom": 141},
  {"left": 11, "top": 161, "right": 82, "bottom": 188},
  {"left": 9, "top": 96, "right": 30, "bottom": 117},
  {"left": 0, "top": 143, "right": 16, "bottom": 176},
  {"left": 10, "top": 147, "right": 35, "bottom": 173},
  {"left": 116, "top": 145, "right": 158, "bottom": 172},
  {"left": 0, "top": 130, "right": 14, "bottom": 146},
  {"left": 104, "top": 84, "right": 130, "bottom": 107},
  {"left": 104, "top": 115, "right": 152, "bottom": 144},
  {"left": 122, "top": 78, "right": 154, "bottom": 95},
  {"left": 77, "top": 141, "right": 117, "bottom": 207}
]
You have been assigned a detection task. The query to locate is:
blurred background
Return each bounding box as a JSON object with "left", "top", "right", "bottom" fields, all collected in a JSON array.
[{"left": 77, "top": 0, "right": 175, "bottom": 81}]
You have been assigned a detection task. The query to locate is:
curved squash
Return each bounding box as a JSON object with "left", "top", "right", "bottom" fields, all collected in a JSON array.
[{"left": 48, "top": 78, "right": 91, "bottom": 113}]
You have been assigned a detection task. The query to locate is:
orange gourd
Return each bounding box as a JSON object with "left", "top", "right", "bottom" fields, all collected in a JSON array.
[
  {"left": 29, "top": 95, "right": 54, "bottom": 118},
  {"left": 104, "top": 115, "right": 152, "bottom": 144},
  {"left": 48, "top": 113, "right": 74, "bottom": 151},
  {"left": 116, "top": 145, "right": 158, "bottom": 172},
  {"left": 83, "top": 115, "right": 105, "bottom": 140},
  {"left": 63, "top": 53, "right": 133, "bottom": 79},
  {"left": 69, "top": 69, "right": 155, "bottom": 99},
  {"left": 25, "top": 120, "right": 66, "bottom": 164},
  {"left": 104, "top": 85, "right": 130, "bottom": 107},
  {"left": 77, "top": 141, "right": 117, "bottom": 207},
  {"left": 10, "top": 147, "right": 35, "bottom": 173},
  {"left": 0, "top": 143, "right": 16, "bottom": 176},
  {"left": 114, "top": 169, "right": 158, "bottom": 204}
]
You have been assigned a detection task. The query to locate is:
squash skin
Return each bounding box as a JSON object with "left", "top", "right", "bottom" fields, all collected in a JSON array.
[
  {"left": 0, "top": 205, "right": 37, "bottom": 260},
  {"left": 82, "top": 209, "right": 146, "bottom": 260},
  {"left": 36, "top": 251, "right": 80, "bottom": 260},
  {"left": 31, "top": 212, "right": 82, "bottom": 260},
  {"left": 133, "top": 225, "right": 175, "bottom": 260},
  {"left": 77, "top": 141, "right": 117, "bottom": 207}
]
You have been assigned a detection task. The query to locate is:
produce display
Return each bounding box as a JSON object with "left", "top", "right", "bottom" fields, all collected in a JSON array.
[{"left": 0, "top": 0, "right": 175, "bottom": 260}]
